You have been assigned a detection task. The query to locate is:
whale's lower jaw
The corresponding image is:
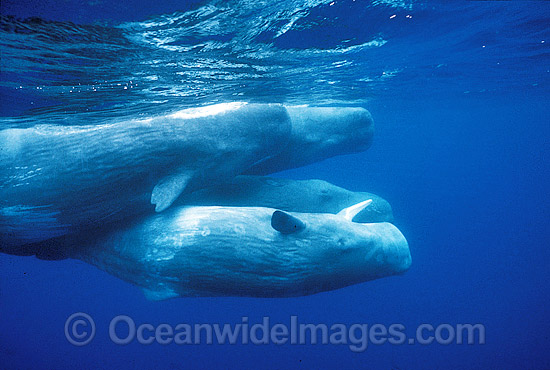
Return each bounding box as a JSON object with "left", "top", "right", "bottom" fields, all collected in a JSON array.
[
  {"left": 179, "top": 269, "right": 409, "bottom": 298},
  {"left": 75, "top": 246, "right": 411, "bottom": 300},
  {"left": 84, "top": 262, "right": 410, "bottom": 300}
]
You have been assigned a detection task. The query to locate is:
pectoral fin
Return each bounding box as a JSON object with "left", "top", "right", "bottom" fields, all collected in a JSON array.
[
  {"left": 271, "top": 210, "right": 306, "bottom": 234},
  {"left": 151, "top": 170, "right": 194, "bottom": 212}
]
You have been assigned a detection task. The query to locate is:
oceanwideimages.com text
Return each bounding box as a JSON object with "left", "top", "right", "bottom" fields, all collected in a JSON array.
[{"left": 65, "top": 313, "right": 485, "bottom": 352}]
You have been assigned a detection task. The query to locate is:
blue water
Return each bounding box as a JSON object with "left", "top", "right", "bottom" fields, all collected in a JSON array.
[{"left": 1, "top": 0, "right": 549, "bottom": 369}]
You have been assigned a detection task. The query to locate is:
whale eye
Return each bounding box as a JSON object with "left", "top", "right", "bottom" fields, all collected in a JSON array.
[{"left": 271, "top": 211, "right": 306, "bottom": 234}]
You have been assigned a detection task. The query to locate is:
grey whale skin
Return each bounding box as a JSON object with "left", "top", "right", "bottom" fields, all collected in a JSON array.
[
  {"left": 10, "top": 176, "right": 394, "bottom": 260},
  {"left": 178, "top": 175, "right": 393, "bottom": 223},
  {"left": 0, "top": 103, "right": 290, "bottom": 247},
  {"left": 246, "top": 106, "right": 374, "bottom": 175},
  {"left": 71, "top": 203, "right": 411, "bottom": 299},
  {"left": 0, "top": 104, "right": 374, "bottom": 252}
]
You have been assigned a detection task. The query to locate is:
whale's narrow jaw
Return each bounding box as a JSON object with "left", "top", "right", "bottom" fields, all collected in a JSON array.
[{"left": 358, "top": 222, "right": 412, "bottom": 277}]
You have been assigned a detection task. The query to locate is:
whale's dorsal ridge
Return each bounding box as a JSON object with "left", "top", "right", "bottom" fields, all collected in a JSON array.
[
  {"left": 271, "top": 210, "right": 306, "bottom": 234},
  {"left": 337, "top": 199, "right": 373, "bottom": 221},
  {"left": 151, "top": 170, "right": 194, "bottom": 212}
]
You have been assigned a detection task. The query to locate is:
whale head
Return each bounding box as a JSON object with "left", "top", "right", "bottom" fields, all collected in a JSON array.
[
  {"left": 246, "top": 106, "right": 375, "bottom": 175},
  {"left": 75, "top": 200, "right": 410, "bottom": 299},
  {"left": 265, "top": 201, "right": 411, "bottom": 296}
]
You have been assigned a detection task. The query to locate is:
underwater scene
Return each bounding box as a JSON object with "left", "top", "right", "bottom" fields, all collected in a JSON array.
[{"left": 1, "top": 0, "right": 549, "bottom": 369}]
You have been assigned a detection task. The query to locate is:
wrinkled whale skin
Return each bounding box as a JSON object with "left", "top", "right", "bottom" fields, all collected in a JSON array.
[
  {"left": 0, "top": 103, "right": 291, "bottom": 249},
  {"left": 1, "top": 105, "right": 375, "bottom": 251},
  {"left": 1, "top": 176, "right": 394, "bottom": 261},
  {"left": 71, "top": 205, "right": 411, "bottom": 299},
  {"left": 246, "top": 106, "right": 374, "bottom": 175},
  {"left": 179, "top": 175, "right": 393, "bottom": 223}
]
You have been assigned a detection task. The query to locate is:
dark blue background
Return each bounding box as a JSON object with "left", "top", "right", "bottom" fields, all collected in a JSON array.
[{"left": 1, "top": 1, "right": 549, "bottom": 369}]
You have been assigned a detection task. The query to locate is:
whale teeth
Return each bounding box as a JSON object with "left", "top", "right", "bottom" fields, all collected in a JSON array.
[{"left": 337, "top": 199, "right": 373, "bottom": 221}]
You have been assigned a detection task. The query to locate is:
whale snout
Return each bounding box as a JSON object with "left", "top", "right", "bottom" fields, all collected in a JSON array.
[
  {"left": 367, "top": 222, "right": 411, "bottom": 274},
  {"left": 335, "top": 221, "right": 411, "bottom": 282},
  {"left": 349, "top": 108, "right": 374, "bottom": 151}
]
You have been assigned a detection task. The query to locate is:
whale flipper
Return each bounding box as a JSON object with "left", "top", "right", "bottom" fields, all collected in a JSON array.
[
  {"left": 271, "top": 210, "right": 306, "bottom": 234},
  {"left": 151, "top": 170, "right": 194, "bottom": 212}
]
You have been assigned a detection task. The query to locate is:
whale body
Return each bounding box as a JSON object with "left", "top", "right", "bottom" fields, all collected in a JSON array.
[
  {"left": 1, "top": 105, "right": 374, "bottom": 251},
  {"left": 70, "top": 203, "right": 411, "bottom": 299},
  {"left": 0, "top": 103, "right": 291, "bottom": 249},
  {"left": 247, "top": 106, "right": 374, "bottom": 175},
  {"left": 1, "top": 176, "right": 393, "bottom": 260},
  {"left": 178, "top": 175, "right": 393, "bottom": 223}
]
